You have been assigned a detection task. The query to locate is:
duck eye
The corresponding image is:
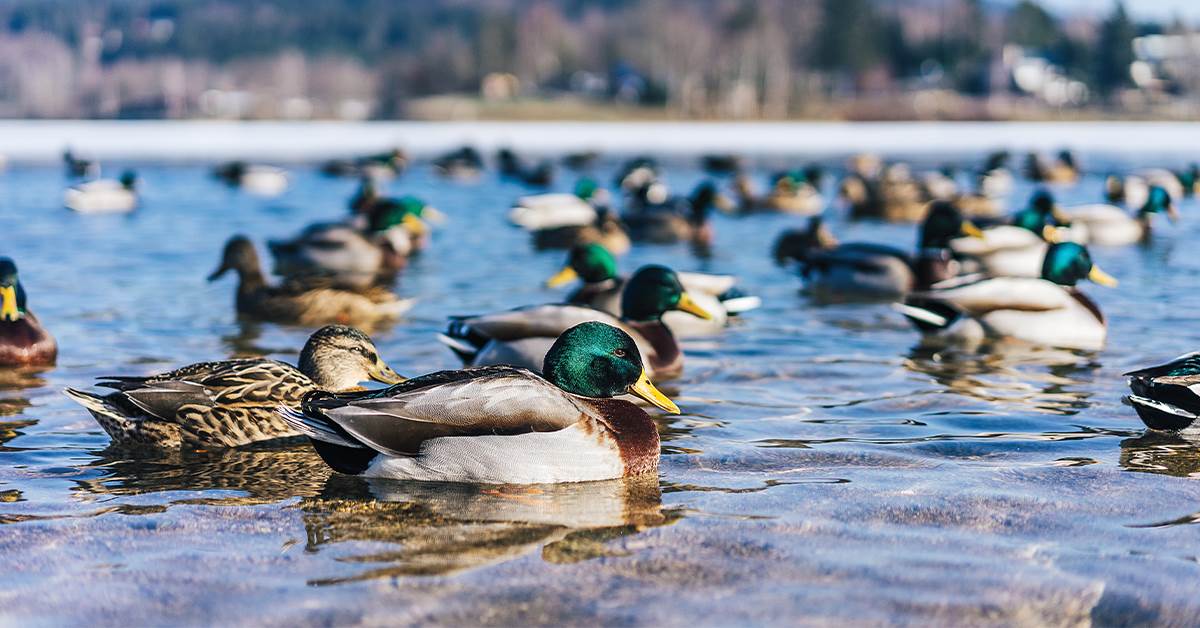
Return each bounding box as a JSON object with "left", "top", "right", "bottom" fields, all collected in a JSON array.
[{"left": 612, "top": 348, "right": 627, "bottom": 358}]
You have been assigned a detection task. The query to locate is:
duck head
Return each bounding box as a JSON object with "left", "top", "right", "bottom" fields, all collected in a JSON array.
[
  {"left": 621, "top": 265, "right": 713, "bottom": 322},
  {"left": 574, "top": 177, "right": 599, "bottom": 201},
  {"left": 1140, "top": 185, "right": 1177, "bottom": 222},
  {"left": 1014, "top": 189, "right": 1068, "bottom": 236},
  {"left": 920, "top": 201, "right": 982, "bottom": 249},
  {"left": 690, "top": 181, "right": 732, "bottom": 218},
  {"left": 119, "top": 171, "right": 138, "bottom": 191},
  {"left": 547, "top": 243, "right": 618, "bottom": 288},
  {"left": 542, "top": 321, "right": 678, "bottom": 413},
  {"left": 299, "top": 325, "right": 405, "bottom": 390},
  {"left": 0, "top": 258, "right": 27, "bottom": 322},
  {"left": 1041, "top": 242, "right": 1118, "bottom": 288},
  {"left": 772, "top": 216, "right": 838, "bottom": 265},
  {"left": 208, "top": 235, "right": 263, "bottom": 281}
]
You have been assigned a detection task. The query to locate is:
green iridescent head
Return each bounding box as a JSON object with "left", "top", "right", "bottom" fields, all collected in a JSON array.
[
  {"left": 572, "top": 243, "right": 617, "bottom": 281},
  {"left": 620, "top": 265, "right": 713, "bottom": 323},
  {"left": 542, "top": 321, "right": 678, "bottom": 412},
  {"left": 0, "top": 258, "right": 27, "bottom": 322},
  {"left": 1041, "top": 242, "right": 1118, "bottom": 288},
  {"left": 1013, "top": 189, "right": 1063, "bottom": 234},
  {"left": 574, "top": 177, "right": 599, "bottom": 200},
  {"left": 367, "top": 196, "right": 429, "bottom": 232},
  {"left": 1140, "top": 185, "right": 1174, "bottom": 217}
]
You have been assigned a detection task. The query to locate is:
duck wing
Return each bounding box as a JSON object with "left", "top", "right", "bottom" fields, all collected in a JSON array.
[
  {"left": 102, "top": 359, "right": 310, "bottom": 421},
  {"left": 452, "top": 304, "right": 621, "bottom": 341},
  {"left": 910, "top": 277, "right": 1071, "bottom": 316},
  {"left": 287, "top": 366, "right": 589, "bottom": 456}
]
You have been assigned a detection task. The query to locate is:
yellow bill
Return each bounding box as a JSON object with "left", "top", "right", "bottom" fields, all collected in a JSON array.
[
  {"left": 675, "top": 292, "right": 714, "bottom": 320},
  {"left": 960, "top": 220, "right": 984, "bottom": 238},
  {"left": 545, "top": 266, "right": 579, "bottom": 288},
  {"left": 402, "top": 213, "right": 427, "bottom": 236},
  {"left": 368, "top": 359, "right": 406, "bottom": 385},
  {"left": 629, "top": 370, "right": 679, "bottom": 414},
  {"left": 1051, "top": 206, "right": 1072, "bottom": 226},
  {"left": 0, "top": 285, "right": 18, "bottom": 322},
  {"left": 714, "top": 193, "right": 736, "bottom": 213},
  {"left": 1041, "top": 225, "right": 1062, "bottom": 243},
  {"left": 1088, "top": 265, "right": 1119, "bottom": 288}
]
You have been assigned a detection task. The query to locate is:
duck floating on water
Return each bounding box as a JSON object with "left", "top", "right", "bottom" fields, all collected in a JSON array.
[
  {"left": 0, "top": 258, "right": 56, "bottom": 367},
  {"left": 1061, "top": 185, "right": 1176, "bottom": 246},
  {"left": 282, "top": 321, "right": 673, "bottom": 484},
  {"left": 1125, "top": 353, "right": 1200, "bottom": 432},
  {"left": 64, "top": 325, "right": 403, "bottom": 448},
  {"left": 64, "top": 171, "right": 138, "bottom": 213},
  {"left": 213, "top": 162, "right": 290, "bottom": 197}
]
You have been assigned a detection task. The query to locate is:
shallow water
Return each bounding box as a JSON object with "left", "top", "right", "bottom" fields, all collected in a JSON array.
[{"left": 3, "top": 151, "right": 1200, "bottom": 626}]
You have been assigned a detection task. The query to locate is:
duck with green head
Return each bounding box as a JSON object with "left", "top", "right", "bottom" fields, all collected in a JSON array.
[
  {"left": 897, "top": 241, "right": 1117, "bottom": 350},
  {"left": 949, "top": 189, "right": 1067, "bottom": 278},
  {"left": 283, "top": 321, "right": 673, "bottom": 484},
  {"left": 624, "top": 181, "right": 730, "bottom": 246},
  {"left": 440, "top": 264, "right": 713, "bottom": 380},
  {"left": 1058, "top": 184, "right": 1176, "bottom": 246},
  {"left": 65, "top": 324, "right": 404, "bottom": 448},
  {"left": 525, "top": 179, "right": 629, "bottom": 254},
  {"left": 1125, "top": 350, "right": 1200, "bottom": 432},
  {"left": 0, "top": 259, "right": 57, "bottom": 367},
  {"left": 773, "top": 201, "right": 983, "bottom": 302}
]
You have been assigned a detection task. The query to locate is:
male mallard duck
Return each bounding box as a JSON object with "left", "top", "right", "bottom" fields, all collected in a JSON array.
[
  {"left": 733, "top": 170, "right": 823, "bottom": 215},
  {"left": 1174, "top": 164, "right": 1199, "bottom": 196},
  {"left": 211, "top": 236, "right": 414, "bottom": 327},
  {"left": 509, "top": 178, "right": 606, "bottom": 231},
  {"left": 1125, "top": 353, "right": 1200, "bottom": 432},
  {"left": 773, "top": 202, "right": 983, "bottom": 301},
  {"left": 214, "top": 162, "right": 289, "bottom": 197},
  {"left": 0, "top": 259, "right": 57, "bottom": 367},
  {"left": 623, "top": 181, "right": 729, "bottom": 246},
  {"left": 439, "top": 265, "right": 713, "bottom": 380},
  {"left": 1025, "top": 150, "right": 1079, "bottom": 185},
  {"left": 545, "top": 243, "right": 759, "bottom": 337},
  {"left": 64, "top": 325, "right": 403, "bottom": 448},
  {"left": 64, "top": 171, "right": 138, "bottom": 213},
  {"left": 1104, "top": 169, "right": 1184, "bottom": 209},
  {"left": 1062, "top": 185, "right": 1176, "bottom": 246},
  {"left": 949, "top": 189, "right": 1067, "bottom": 278},
  {"left": 282, "top": 321, "right": 673, "bottom": 484},
  {"left": 270, "top": 197, "right": 433, "bottom": 289},
  {"left": 896, "top": 242, "right": 1117, "bottom": 351}
]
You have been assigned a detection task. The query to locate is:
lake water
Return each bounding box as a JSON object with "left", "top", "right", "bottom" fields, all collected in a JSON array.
[{"left": 2, "top": 142, "right": 1200, "bottom": 625}]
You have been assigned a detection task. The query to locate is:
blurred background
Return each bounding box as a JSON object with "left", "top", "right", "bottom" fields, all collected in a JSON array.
[{"left": 0, "top": 0, "right": 1197, "bottom": 122}]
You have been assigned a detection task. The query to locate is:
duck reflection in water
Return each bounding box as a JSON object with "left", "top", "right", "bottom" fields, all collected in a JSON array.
[
  {"left": 1120, "top": 431, "right": 1200, "bottom": 478},
  {"left": 903, "top": 339, "right": 1100, "bottom": 414},
  {"left": 0, "top": 367, "right": 48, "bottom": 448},
  {"left": 299, "top": 474, "right": 676, "bottom": 584}
]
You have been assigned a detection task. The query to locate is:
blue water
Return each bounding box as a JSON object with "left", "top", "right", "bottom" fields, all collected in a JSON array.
[{"left": 2, "top": 151, "right": 1200, "bottom": 625}]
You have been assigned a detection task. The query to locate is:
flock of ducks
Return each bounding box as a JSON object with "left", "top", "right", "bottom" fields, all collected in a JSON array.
[{"left": 4, "top": 146, "right": 1200, "bottom": 485}]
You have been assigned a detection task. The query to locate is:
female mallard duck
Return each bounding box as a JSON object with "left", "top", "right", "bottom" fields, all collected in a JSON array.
[
  {"left": 439, "top": 265, "right": 712, "bottom": 380},
  {"left": 623, "top": 181, "right": 729, "bottom": 246},
  {"left": 0, "top": 259, "right": 57, "bottom": 367},
  {"left": 1025, "top": 150, "right": 1079, "bottom": 185},
  {"left": 270, "top": 197, "right": 433, "bottom": 289},
  {"left": 64, "top": 325, "right": 404, "bottom": 448},
  {"left": 896, "top": 242, "right": 1117, "bottom": 351},
  {"left": 210, "top": 236, "right": 414, "bottom": 327},
  {"left": 531, "top": 207, "right": 631, "bottom": 256},
  {"left": 64, "top": 171, "right": 138, "bottom": 213},
  {"left": 1061, "top": 185, "right": 1176, "bottom": 246},
  {"left": 949, "top": 189, "right": 1067, "bottom": 278},
  {"left": 840, "top": 164, "right": 931, "bottom": 223},
  {"left": 545, "top": 243, "right": 759, "bottom": 337},
  {"left": 1125, "top": 353, "right": 1200, "bottom": 432},
  {"left": 733, "top": 171, "right": 823, "bottom": 215},
  {"left": 281, "top": 321, "right": 673, "bottom": 484},
  {"left": 772, "top": 202, "right": 983, "bottom": 301}
]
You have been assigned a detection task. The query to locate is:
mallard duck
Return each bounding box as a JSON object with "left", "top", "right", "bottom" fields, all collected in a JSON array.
[
  {"left": 270, "top": 197, "right": 432, "bottom": 289},
  {"left": 321, "top": 148, "right": 407, "bottom": 180},
  {"left": 733, "top": 171, "right": 823, "bottom": 215},
  {"left": 978, "top": 151, "right": 1014, "bottom": 199},
  {"left": 439, "top": 265, "right": 713, "bottom": 380},
  {"left": 63, "top": 148, "right": 97, "bottom": 178},
  {"left": 1125, "top": 353, "right": 1200, "bottom": 432},
  {"left": 1104, "top": 170, "right": 1184, "bottom": 209},
  {"left": 841, "top": 164, "right": 931, "bottom": 223},
  {"left": 214, "top": 162, "right": 289, "bottom": 197},
  {"left": 210, "top": 236, "right": 414, "bottom": 327},
  {"left": 545, "top": 243, "right": 759, "bottom": 337},
  {"left": 1062, "top": 185, "right": 1176, "bottom": 246},
  {"left": 614, "top": 156, "right": 659, "bottom": 192},
  {"left": 1175, "top": 164, "right": 1198, "bottom": 196},
  {"left": 563, "top": 151, "right": 599, "bottom": 170},
  {"left": 433, "top": 146, "right": 484, "bottom": 180},
  {"left": 531, "top": 207, "right": 631, "bottom": 256},
  {"left": 497, "top": 148, "right": 554, "bottom": 187},
  {"left": 623, "top": 181, "right": 729, "bottom": 246},
  {"left": 896, "top": 242, "right": 1117, "bottom": 351},
  {"left": 949, "top": 189, "right": 1067, "bottom": 278},
  {"left": 64, "top": 324, "right": 403, "bottom": 448},
  {"left": 0, "top": 259, "right": 56, "bottom": 367},
  {"left": 509, "top": 178, "right": 606, "bottom": 231},
  {"left": 773, "top": 202, "right": 983, "bottom": 301},
  {"left": 1025, "top": 150, "right": 1079, "bottom": 184},
  {"left": 282, "top": 321, "right": 673, "bottom": 484},
  {"left": 64, "top": 171, "right": 138, "bottom": 213},
  {"left": 700, "top": 153, "right": 743, "bottom": 175}
]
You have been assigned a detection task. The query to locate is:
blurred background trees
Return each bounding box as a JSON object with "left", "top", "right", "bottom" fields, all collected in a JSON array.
[{"left": 0, "top": 0, "right": 1192, "bottom": 120}]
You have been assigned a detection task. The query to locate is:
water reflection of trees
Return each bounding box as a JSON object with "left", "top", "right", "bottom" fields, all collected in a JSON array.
[
  {"left": 299, "top": 474, "right": 676, "bottom": 584},
  {"left": 902, "top": 340, "right": 1101, "bottom": 415}
]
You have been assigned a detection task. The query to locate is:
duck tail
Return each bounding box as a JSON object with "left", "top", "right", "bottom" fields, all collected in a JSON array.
[
  {"left": 1124, "top": 395, "right": 1199, "bottom": 432},
  {"left": 437, "top": 319, "right": 489, "bottom": 364},
  {"left": 892, "top": 296, "right": 961, "bottom": 333},
  {"left": 276, "top": 405, "right": 362, "bottom": 449},
  {"left": 63, "top": 387, "right": 154, "bottom": 446}
]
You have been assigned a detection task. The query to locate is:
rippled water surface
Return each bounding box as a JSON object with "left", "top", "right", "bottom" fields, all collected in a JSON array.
[{"left": 3, "top": 148, "right": 1200, "bottom": 625}]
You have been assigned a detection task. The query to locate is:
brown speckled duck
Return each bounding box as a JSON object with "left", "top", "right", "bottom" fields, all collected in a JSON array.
[{"left": 0, "top": 258, "right": 57, "bottom": 367}]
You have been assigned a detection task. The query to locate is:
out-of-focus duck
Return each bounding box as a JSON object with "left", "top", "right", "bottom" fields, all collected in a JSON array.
[
  {"left": 63, "top": 148, "right": 97, "bottom": 178},
  {"left": 1104, "top": 169, "right": 1184, "bottom": 209},
  {"left": 624, "top": 181, "right": 730, "bottom": 247},
  {"left": 1025, "top": 150, "right": 1079, "bottom": 185},
  {"left": 211, "top": 236, "right": 414, "bottom": 327},
  {"left": 774, "top": 201, "right": 983, "bottom": 301},
  {"left": 509, "top": 177, "right": 606, "bottom": 231},
  {"left": 282, "top": 321, "right": 673, "bottom": 484},
  {"left": 64, "top": 325, "right": 404, "bottom": 449},
  {"left": 433, "top": 146, "right": 484, "bottom": 180},
  {"left": 439, "top": 265, "right": 713, "bottom": 380},
  {"left": 0, "top": 258, "right": 56, "bottom": 367},
  {"left": 897, "top": 242, "right": 1116, "bottom": 351},
  {"left": 321, "top": 148, "right": 407, "bottom": 180},
  {"left": 545, "top": 243, "right": 760, "bottom": 337},
  {"left": 949, "top": 189, "right": 1068, "bottom": 278},
  {"left": 213, "top": 162, "right": 290, "bottom": 197},
  {"left": 64, "top": 171, "right": 139, "bottom": 213},
  {"left": 734, "top": 169, "right": 823, "bottom": 215},
  {"left": 841, "top": 163, "right": 931, "bottom": 222},
  {"left": 497, "top": 148, "right": 554, "bottom": 187},
  {"left": 1064, "top": 185, "right": 1176, "bottom": 246}
]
